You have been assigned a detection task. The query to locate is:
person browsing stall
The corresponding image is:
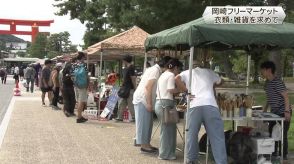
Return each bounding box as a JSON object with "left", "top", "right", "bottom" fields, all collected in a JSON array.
[
  {"left": 51, "top": 63, "right": 63, "bottom": 110},
  {"left": 260, "top": 61, "right": 292, "bottom": 160},
  {"left": 40, "top": 59, "right": 53, "bottom": 107},
  {"left": 133, "top": 56, "right": 171, "bottom": 154},
  {"left": 155, "top": 58, "right": 183, "bottom": 160},
  {"left": 73, "top": 51, "right": 90, "bottom": 123},
  {"left": 115, "top": 55, "right": 136, "bottom": 122},
  {"left": 175, "top": 60, "right": 227, "bottom": 164},
  {"left": 62, "top": 62, "right": 76, "bottom": 117}
]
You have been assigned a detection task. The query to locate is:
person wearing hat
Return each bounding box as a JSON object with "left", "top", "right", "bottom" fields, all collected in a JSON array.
[
  {"left": 115, "top": 55, "right": 136, "bottom": 122},
  {"left": 50, "top": 62, "right": 63, "bottom": 110},
  {"left": 24, "top": 64, "right": 36, "bottom": 93}
]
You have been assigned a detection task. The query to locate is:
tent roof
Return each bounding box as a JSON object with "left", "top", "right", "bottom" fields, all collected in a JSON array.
[
  {"left": 145, "top": 17, "right": 294, "bottom": 51},
  {"left": 3, "top": 57, "right": 39, "bottom": 62},
  {"left": 86, "top": 26, "right": 150, "bottom": 60}
]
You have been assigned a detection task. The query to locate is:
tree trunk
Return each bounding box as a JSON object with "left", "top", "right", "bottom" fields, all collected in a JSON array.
[
  {"left": 267, "top": 0, "right": 283, "bottom": 78},
  {"left": 251, "top": 51, "right": 263, "bottom": 83},
  {"left": 269, "top": 50, "right": 283, "bottom": 78},
  {"left": 221, "top": 54, "right": 237, "bottom": 79}
]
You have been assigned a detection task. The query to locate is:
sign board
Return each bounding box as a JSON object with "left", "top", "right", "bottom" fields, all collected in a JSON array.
[
  {"left": 203, "top": 6, "right": 286, "bottom": 24},
  {"left": 100, "top": 86, "right": 119, "bottom": 118}
]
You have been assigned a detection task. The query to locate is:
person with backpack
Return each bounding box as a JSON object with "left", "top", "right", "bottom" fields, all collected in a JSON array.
[
  {"left": 73, "top": 51, "right": 89, "bottom": 123},
  {"left": 24, "top": 64, "right": 36, "bottom": 93}
]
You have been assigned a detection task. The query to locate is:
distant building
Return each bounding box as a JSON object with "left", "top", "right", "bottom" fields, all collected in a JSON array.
[
  {"left": 0, "top": 50, "right": 9, "bottom": 59},
  {"left": 4, "top": 42, "right": 28, "bottom": 57},
  {"left": 5, "top": 42, "right": 27, "bottom": 50}
]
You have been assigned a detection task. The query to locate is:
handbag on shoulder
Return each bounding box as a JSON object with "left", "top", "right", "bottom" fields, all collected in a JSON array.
[
  {"left": 157, "top": 83, "right": 179, "bottom": 124},
  {"left": 162, "top": 105, "right": 179, "bottom": 124}
]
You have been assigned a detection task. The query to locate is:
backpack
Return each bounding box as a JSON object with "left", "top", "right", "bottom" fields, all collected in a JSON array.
[
  {"left": 228, "top": 132, "right": 254, "bottom": 164},
  {"left": 74, "top": 64, "right": 87, "bottom": 88}
]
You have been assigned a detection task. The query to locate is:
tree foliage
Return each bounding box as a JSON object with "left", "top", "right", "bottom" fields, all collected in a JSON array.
[
  {"left": 29, "top": 32, "right": 77, "bottom": 59},
  {"left": 29, "top": 33, "right": 48, "bottom": 59},
  {"left": 53, "top": 0, "right": 294, "bottom": 44},
  {"left": 47, "top": 32, "right": 76, "bottom": 54},
  {"left": 54, "top": 0, "right": 294, "bottom": 77},
  {"left": 55, "top": 0, "right": 255, "bottom": 46}
]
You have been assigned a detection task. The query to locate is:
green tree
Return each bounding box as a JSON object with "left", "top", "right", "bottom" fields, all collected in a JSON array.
[
  {"left": 54, "top": 0, "right": 240, "bottom": 46},
  {"left": 231, "top": 51, "right": 248, "bottom": 75},
  {"left": 16, "top": 51, "right": 27, "bottom": 57},
  {"left": 46, "top": 32, "right": 77, "bottom": 58},
  {"left": 54, "top": 0, "right": 294, "bottom": 78},
  {"left": 29, "top": 33, "right": 48, "bottom": 59}
]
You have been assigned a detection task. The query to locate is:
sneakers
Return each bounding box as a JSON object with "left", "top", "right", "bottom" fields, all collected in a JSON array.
[
  {"left": 158, "top": 156, "right": 176, "bottom": 160},
  {"left": 140, "top": 147, "right": 158, "bottom": 154},
  {"left": 52, "top": 106, "right": 61, "bottom": 110},
  {"left": 69, "top": 113, "right": 76, "bottom": 116},
  {"left": 42, "top": 103, "right": 46, "bottom": 107},
  {"left": 64, "top": 112, "right": 70, "bottom": 117},
  {"left": 114, "top": 118, "right": 123, "bottom": 122},
  {"left": 150, "top": 146, "right": 158, "bottom": 151},
  {"left": 64, "top": 112, "right": 76, "bottom": 117},
  {"left": 76, "top": 117, "right": 88, "bottom": 123}
]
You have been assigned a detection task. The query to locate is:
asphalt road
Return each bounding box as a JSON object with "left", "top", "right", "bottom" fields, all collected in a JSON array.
[{"left": 0, "top": 75, "right": 15, "bottom": 124}]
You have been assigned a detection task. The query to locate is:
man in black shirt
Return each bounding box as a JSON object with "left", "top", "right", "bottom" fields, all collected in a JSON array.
[
  {"left": 115, "top": 55, "right": 136, "bottom": 122},
  {"left": 40, "top": 59, "right": 53, "bottom": 107},
  {"left": 260, "top": 61, "right": 292, "bottom": 160}
]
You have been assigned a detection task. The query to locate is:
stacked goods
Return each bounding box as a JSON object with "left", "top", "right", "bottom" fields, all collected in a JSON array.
[
  {"left": 217, "top": 93, "right": 254, "bottom": 118},
  {"left": 243, "top": 95, "right": 254, "bottom": 117}
]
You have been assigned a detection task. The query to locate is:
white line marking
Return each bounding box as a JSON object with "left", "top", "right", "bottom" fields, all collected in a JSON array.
[
  {"left": 0, "top": 96, "right": 40, "bottom": 149},
  {"left": 0, "top": 97, "right": 15, "bottom": 149}
]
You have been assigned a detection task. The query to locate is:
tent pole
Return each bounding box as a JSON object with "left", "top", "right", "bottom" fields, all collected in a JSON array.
[
  {"left": 246, "top": 54, "right": 251, "bottom": 95},
  {"left": 143, "top": 52, "right": 147, "bottom": 72},
  {"left": 98, "top": 51, "right": 103, "bottom": 112},
  {"left": 184, "top": 46, "right": 194, "bottom": 164},
  {"left": 87, "top": 53, "right": 89, "bottom": 73}
]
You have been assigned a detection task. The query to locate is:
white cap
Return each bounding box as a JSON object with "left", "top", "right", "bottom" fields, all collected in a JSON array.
[{"left": 56, "top": 62, "right": 63, "bottom": 67}]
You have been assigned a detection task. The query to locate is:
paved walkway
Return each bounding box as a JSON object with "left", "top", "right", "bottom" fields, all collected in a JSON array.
[{"left": 0, "top": 86, "right": 194, "bottom": 164}]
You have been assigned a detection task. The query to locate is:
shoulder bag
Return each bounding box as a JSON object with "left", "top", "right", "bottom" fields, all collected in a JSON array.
[{"left": 157, "top": 78, "right": 179, "bottom": 124}]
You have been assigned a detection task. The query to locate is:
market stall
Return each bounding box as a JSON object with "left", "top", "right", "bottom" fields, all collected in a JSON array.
[
  {"left": 84, "top": 26, "right": 155, "bottom": 119},
  {"left": 145, "top": 17, "right": 294, "bottom": 163}
]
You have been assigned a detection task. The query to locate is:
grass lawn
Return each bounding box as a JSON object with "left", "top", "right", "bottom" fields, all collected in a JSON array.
[{"left": 224, "top": 92, "right": 294, "bottom": 151}]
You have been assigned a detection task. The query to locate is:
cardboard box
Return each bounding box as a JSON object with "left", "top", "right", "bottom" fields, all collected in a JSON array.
[{"left": 251, "top": 137, "right": 274, "bottom": 154}]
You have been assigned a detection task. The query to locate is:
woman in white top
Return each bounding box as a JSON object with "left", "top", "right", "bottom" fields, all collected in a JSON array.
[{"left": 155, "top": 58, "right": 183, "bottom": 160}]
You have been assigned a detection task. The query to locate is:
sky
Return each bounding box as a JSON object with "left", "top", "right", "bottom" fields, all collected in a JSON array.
[{"left": 0, "top": 0, "right": 87, "bottom": 48}]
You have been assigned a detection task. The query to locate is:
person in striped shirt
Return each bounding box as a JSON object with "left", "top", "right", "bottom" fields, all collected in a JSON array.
[{"left": 260, "top": 61, "right": 292, "bottom": 160}]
